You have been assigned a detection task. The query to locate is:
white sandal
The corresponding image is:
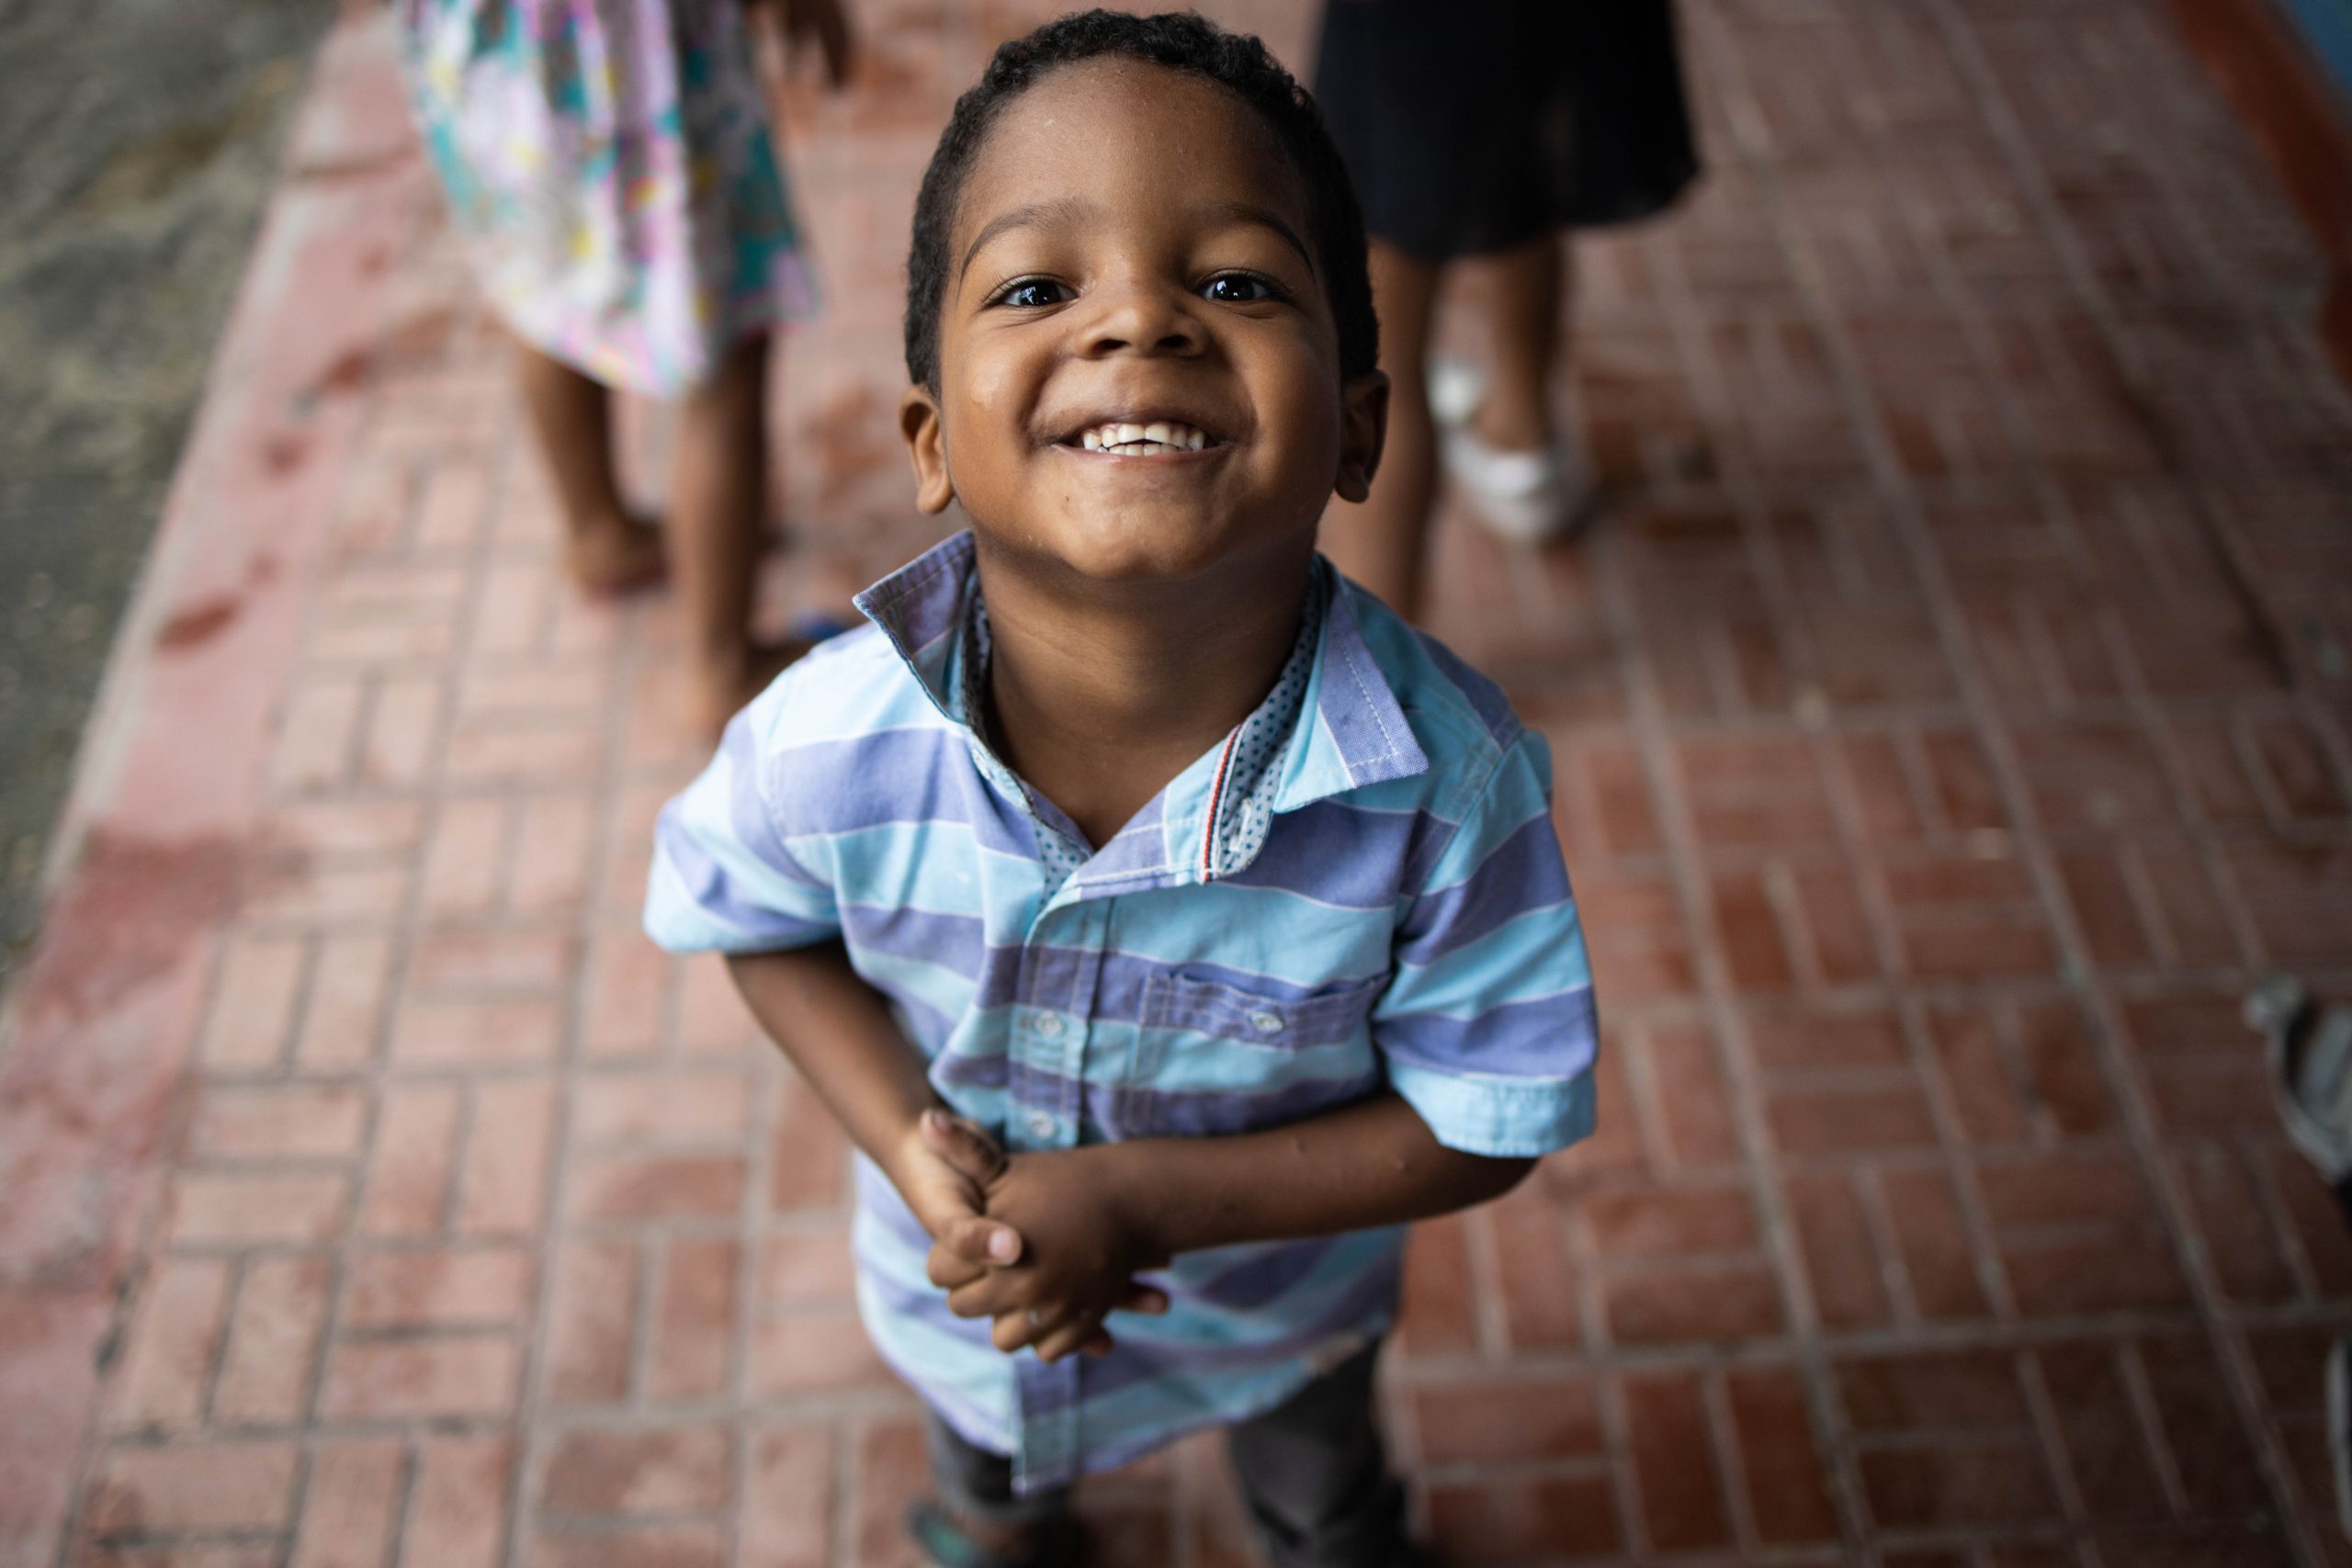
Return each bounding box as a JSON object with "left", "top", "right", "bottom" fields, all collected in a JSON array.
[{"left": 1428, "top": 358, "right": 1593, "bottom": 546}]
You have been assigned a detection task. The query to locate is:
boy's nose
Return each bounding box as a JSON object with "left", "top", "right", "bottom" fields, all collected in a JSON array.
[{"left": 1076, "top": 283, "right": 1204, "bottom": 358}]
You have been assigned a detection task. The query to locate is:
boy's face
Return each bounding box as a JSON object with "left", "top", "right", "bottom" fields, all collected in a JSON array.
[{"left": 900, "top": 61, "right": 1386, "bottom": 586}]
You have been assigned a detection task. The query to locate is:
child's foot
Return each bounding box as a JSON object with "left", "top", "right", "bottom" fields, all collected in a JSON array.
[
  {"left": 905, "top": 1500, "right": 1080, "bottom": 1568},
  {"left": 565, "top": 513, "right": 668, "bottom": 597},
  {"left": 1428, "top": 358, "right": 1596, "bottom": 547}
]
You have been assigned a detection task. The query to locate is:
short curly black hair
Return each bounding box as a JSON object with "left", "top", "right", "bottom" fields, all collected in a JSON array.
[{"left": 902, "top": 9, "right": 1378, "bottom": 392}]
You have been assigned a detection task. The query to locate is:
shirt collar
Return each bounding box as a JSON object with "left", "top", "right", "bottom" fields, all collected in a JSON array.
[{"left": 852, "top": 530, "right": 1428, "bottom": 818}]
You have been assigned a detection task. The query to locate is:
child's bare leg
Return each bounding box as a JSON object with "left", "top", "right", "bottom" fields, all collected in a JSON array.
[
  {"left": 1462, "top": 231, "right": 1566, "bottom": 454},
  {"left": 512, "top": 343, "right": 665, "bottom": 592},
  {"left": 671, "top": 333, "right": 796, "bottom": 734},
  {"left": 1321, "top": 240, "right": 1440, "bottom": 621}
]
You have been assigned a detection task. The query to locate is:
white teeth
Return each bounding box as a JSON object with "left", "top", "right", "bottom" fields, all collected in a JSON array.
[{"left": 1078, "top": 420, "right": 1211, "bottom": 452}]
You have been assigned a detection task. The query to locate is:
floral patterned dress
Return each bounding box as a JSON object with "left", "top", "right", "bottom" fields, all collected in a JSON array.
[{"left": 401, "top": 0, "right": 818, "bottom": 399}]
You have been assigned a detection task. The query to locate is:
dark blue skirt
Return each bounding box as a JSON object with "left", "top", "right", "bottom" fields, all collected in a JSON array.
[{"left": 1313, "top": 0, "right": 1702, "bottom": 260}]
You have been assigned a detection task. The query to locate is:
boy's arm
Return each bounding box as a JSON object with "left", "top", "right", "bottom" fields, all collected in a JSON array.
[
  {"left": 1102, "top": 1089, "right": 1530, "bottom": 1254},
  {"left": 728, "top": 945, "right": 1023, "bottom": 1265}
]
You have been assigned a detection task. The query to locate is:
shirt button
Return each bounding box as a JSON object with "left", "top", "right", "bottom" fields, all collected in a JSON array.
[
  {"left": 1250, "top": 1010, "right": 1285, "bottom": 1036},
  {"left": 1024, "top": 1109, "right": 1057, "bottom": 1140},
  {"left": 1033, "top": 1012, "right": 1066, "bottom": 1040}
]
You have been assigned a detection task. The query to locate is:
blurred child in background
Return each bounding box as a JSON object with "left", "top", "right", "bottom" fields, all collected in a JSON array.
[
  {"left": 401, "top": 0, "right": 849, "bottom": 734},
  {"left": 1314, "top": 0, "right": 1700, "bottom": 622}
]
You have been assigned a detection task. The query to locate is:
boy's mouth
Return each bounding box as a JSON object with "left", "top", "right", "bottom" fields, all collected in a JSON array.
[{"left": 1061, "top": 418, "right": 1219, "bottom": 456}]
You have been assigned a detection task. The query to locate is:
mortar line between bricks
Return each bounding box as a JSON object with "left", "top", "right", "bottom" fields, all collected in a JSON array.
[
  {"left": 1614, "top": 65, "right": 1876, "bottom": 1562},
  {"left": 728, "top": 1004, "right": 785, "bottom": 1566},
  {"left": 2008, "top": 1344, "right": 2102, "bottom": 1568},
  {"left": 1589, "top": 1352, "right": 1646, "bottom": 1559},
  {"left": 2246, "top": 1137, "right": 2329, "bottom": 1303},
  {"left": 1698, "top": 1366, "right": 1764, "bottom": 1558},
  {"left": 1716, "top": 6, "right": 2327, "bottom": 1559},
  {"left": 1588, "top": 513, "right": 1873, "bottom": 1560},
  {"left": 468, "top": 373, "right": 584, "bottom": 1568}
]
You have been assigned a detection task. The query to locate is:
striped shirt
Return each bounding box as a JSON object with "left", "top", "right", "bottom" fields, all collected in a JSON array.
[{"left": 644, "top": 532, "right": 1598, "bottom": 1492}]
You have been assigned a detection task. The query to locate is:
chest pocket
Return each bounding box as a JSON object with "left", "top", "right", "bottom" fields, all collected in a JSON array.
[{"left": 1144, "top": 969, "right": 1385, "bottom": 1052}]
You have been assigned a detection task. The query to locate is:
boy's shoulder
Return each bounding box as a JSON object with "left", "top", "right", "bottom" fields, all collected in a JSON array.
[
  {"left": 741, "top": 619, "right": 950, "bottom": 750},
  {"left": 1332, "top": 577, "right": 1539, "bottom": 814}
]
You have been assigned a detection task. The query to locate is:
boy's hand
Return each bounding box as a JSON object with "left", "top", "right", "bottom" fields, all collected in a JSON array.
[
  {"left": 922, "top": 1137, "right": 1170, "bottom": 1363},
  {"left": 890, "top": 1110, "right": 1023, "bottom": 1270}
]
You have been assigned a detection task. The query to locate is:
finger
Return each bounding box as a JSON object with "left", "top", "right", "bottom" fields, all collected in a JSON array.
[
  {"left": 1080, "top": 1326, "right": 1117, "bottom": 1357},
  {"left": 946, "top": 1276, "right": 1011, "bottom": 1319},
  {"left": 925, "top": 1245, "right": 987, "bottom": 1292},
  {"left": 941, "top": 1213, "right": 1022, "bottom": 1269},
  {"left": 991, "top": 1310, "right": 1041, "bottom": 1355},
  {"left": 1034, "top": 1317, "right": 1101, "bottom": 1364},
  {"left": 920, "top": 1109, "right": 1009, "bottom": 1186},
  {"left": 1116, "top": 1283, "right": 1170, "bottom": 1316}
]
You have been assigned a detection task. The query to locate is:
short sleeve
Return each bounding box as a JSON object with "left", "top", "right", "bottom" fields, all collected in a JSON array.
[
  {"left": 1372, "top": 732, "right": 1599, "bottom": 1157},
  {"left": 643, "top": 680, "right": 842, "bottom": 953}
]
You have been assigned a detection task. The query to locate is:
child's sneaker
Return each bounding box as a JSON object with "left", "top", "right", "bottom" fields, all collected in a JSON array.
[
  {"left": 1429, "top": 358, "right": 1594, "bottom": 546},
  {"left": 906, "top": 1501, "right": 1080, "bottom": 1568}
]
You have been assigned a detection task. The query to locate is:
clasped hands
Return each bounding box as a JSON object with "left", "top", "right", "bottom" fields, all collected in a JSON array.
[{"left": 896, "top": 1109, "right": 1171, "bottom": 1363}]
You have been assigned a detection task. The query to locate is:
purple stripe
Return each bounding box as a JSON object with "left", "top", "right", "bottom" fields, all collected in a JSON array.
[
  {"left": 1394, "top": 809, "right": 1573, "bottom": 968},
  {"left": 933, "top": 1056, "right": 1384, "bottom": 1135},
  {"left": 1148, "top": 970, "right": 1379, "bottom": 1050},
  {"left": 1377, "top": 989, "right": 1600, "bottom": 1079},
  {"left": 1413, "top": 627, "right": 1523, "bottom": 749},
  {"left": 847, "top": 925, "right": 1386, "bottom": 1029},
  {"left": 770, "top": 727, "right": 1035, "bottom": 861},
  {"left": 1056, "top": 1064, "right": 1385, "bottom": 1140},
  {"left": 1315, "top": 586, "right": 1429, "bottom": 790},
  {"left": 1222, "top": 799, "right": 1453, "bottom": 908},
  {"left": 1071, "top": 795, "right": 1171, "bottom": 886},
  {"left": 842, "top": 904, "right": 988, "bottom": 976},
  {"left": 719, "top": 708, "right": 831, "bottom": 890},
  {"left": 932, "top": 1051, "right": 1009, "bottom": 1092},
  {"left": 1190, "top": 1235, "right": 1346, "bottom": 1311},
  {"left": 1072, "top": 1253, "right": 1402, "bottom": 1403},
  {"left": 654, "top": 803, "right": 836, "bottom": 942}
]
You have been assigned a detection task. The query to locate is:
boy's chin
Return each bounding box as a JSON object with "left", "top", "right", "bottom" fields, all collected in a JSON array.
[{"left": 986, "top": 511, "right": 1303, "bottom": 590}]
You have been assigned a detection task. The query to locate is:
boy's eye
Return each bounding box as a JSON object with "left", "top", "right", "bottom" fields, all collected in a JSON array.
[
  {"left": 995, "top": 279, "right": 1070, "bottom": 309},
  {"left": 1201, "top": 273, "right": 1278, "bottom": 304}
]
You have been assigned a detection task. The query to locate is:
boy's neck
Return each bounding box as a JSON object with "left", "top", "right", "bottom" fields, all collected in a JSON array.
[{"left": 971, "top": 538, "right": 1317, "bottom": 851}]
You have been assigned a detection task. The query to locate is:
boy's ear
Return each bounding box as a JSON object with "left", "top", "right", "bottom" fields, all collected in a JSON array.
[
  {"left": 1333, "top": 368, "right": 1389, "bottom": 505},
  {"left": 898, "top": 384, "right": 956, "bottom": 514}
]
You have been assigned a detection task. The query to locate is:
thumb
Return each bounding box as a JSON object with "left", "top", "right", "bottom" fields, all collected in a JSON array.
[
  {"left": 944, "top": 1212, "right": 1023, "bottom": 1268},
  {"left": 921, "top": 1108, "right": 1008, "bottom": 1185}
]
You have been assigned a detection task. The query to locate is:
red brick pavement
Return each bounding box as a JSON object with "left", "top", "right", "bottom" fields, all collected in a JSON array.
[{"left": 5, "top": 3, "right": 2352, "bottom": 1565}]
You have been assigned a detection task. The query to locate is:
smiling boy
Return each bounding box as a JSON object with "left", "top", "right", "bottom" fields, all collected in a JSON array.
[{"left": 644, "top": 13, "right": 1599, "bottom": 1567}]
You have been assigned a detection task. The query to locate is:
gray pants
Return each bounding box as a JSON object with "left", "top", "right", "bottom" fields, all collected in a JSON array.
[{"left": 926, "top": 1342, "right": 1414, "bottom": 1568}]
